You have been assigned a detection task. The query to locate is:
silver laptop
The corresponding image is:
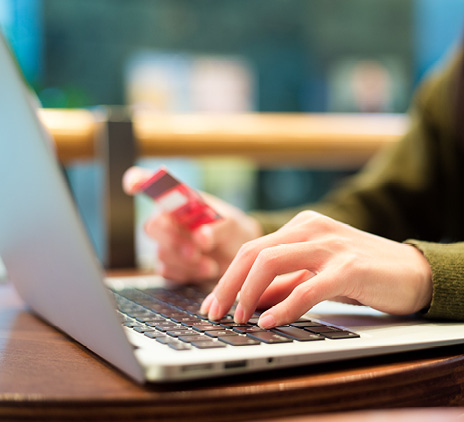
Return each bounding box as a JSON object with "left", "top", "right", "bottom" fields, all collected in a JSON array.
[{"left": 1, "top": 31, "right": 464, "bottom": 384}]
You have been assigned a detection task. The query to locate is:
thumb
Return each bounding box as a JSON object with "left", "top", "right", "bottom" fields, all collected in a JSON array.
[{"left": 122, "top": 166, "right": 153, "bottom": 195}]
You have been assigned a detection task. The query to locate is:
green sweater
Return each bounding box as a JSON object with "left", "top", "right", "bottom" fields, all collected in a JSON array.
[{"left": 252, "top": 51, "right": 464, "bottom": 320}]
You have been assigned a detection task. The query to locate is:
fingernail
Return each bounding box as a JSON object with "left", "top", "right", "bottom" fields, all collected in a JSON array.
[
  {"left": 234, "top": 303, "right": 245, "bottom": 324},
  {"left": 258, "top": 313, "right": 276, "bottom": 329},
  {"left": 200, "top": 292, "right": 214, "bottom": 315},
  {"left": 208, "top": 296, "right": 222, "bottom": 321}
]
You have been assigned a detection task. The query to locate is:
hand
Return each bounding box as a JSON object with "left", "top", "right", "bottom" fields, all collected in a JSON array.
[
  {"left": 200, "top": 211, "right": 433, "bottom": 328},
  {"left": 122, "top": 166, "right": 262, "bottom": 283}
]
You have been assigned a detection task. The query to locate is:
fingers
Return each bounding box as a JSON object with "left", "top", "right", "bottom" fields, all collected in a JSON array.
[
  {"left": 257, "top": 270, "right": 340, "bottom": 328},
  {"left": 203, "top": 211, "right": 434, "bottom": 329},
  {"left": 123, "top": 166, "right": 261, "bottom": 285},
  {"left": 255, "top": 270, "right": 314, "bottom": 310},
  {"left": 192, "top": 219, "right": 228, "bottom": 254},
  {"left": 235, "top": 241, "right": 334, "bottom": 323},
  {"left": 201, "top": 220, "right": 332, "bottom": 321},
  {"left": 147, "top": 213, "right": 220, "bottom": 282},
  {"left": 158, "top": 255, "right": 219, "bottom": 284},
  {"left": 123, "top": 166, "right": 208, "bottom": 282},
  {"left": 202, "top": 233, "right": 282, "bottom": 319},
  {"left": 200, "top": 212, "right": 355, "bottom": 322}
]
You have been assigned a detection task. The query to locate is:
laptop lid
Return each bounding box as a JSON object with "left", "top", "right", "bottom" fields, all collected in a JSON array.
[{"left": 0, "top": 31, "right": 144, "bottom": 383}]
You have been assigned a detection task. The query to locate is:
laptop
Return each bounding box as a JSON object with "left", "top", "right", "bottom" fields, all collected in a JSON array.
[{"left": 1, "top": 31, "right": 464, "bottom": 384}]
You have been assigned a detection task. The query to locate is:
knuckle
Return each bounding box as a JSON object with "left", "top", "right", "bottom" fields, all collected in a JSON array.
[
  {"left": 236, "top": 241, "right": 258, "bottom": 261},
  {"left": 251, "top": 246, "right": 282, "bottom": 273},
  {"left": 293, "top": 282, "right": 315, "bottom": 305},
  {"left": 294, "top": 210, "right": 337, "bottom": 233},
  {"left": 278, "top": 301, "right": 294, "bottom": 322},
  {"left": 312, "top": 214, "right": 335, "bottom": 231},
  {"left": 299, "top": 210, "right": 318, "bottom": 219},
  {"left": 324, "top": 234, "right": 347, "bottom": 252},
  {"left": 255, "top": 247, "right": 279, "bottom": 267},
  {"left": 274, "top": 296, "right": 304, "bottom": 325}
]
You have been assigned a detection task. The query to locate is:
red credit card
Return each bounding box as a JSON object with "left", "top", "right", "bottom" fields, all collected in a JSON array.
[{"left": 139, "top": 167, "right": 221, "bottom": 230}]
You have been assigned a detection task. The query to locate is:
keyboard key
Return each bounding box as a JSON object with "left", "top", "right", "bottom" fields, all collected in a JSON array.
[
  {"left": 178, "top": 334, "right": 208, "bottom": 343},
  {"left": 154, "top": 336, "right": 175, "bottom": 345},
  {"left": 133, "top": 326, "right": 157, "bottom": 333},
  {"left": 133, "top": 316, "right": 152, "bottom": 323},
  {"left": 166, "top": 329, "right": 196, "bottom": 337},
  {"left": 177, "top": 317, "right": 204, "bottom": 326},
  {"left": 144, "top": 332, "right": 168, "bottom": 340},
  {"left": 153, "top": 322, "right": 179, "bottom": 332},
  {"left": 272, "top": 326, "right": 325, "bottom": 341},
  {"left": 205, "top": 330, "right": 236, "bottom": 338},
  {"left": 290, "top": 320, "right": 325, "bottom": 328},
  {"left": 192, "top": 323, "right": 223, "bottom": 332},
  {"left": 232, "top": 326, "right": 266, "bottom": 334},
  {"left": 125, "top": 311, "right": 150, "bottom": 319},
  {"left": 247, "top": 332, "right": 293, "bottom": 344},
  {"left": 166, "top": 312, "right": 191, "bottom": 323},
  {"left": 304, "top": 326, "right": 342, "bottom": 334},
  {"left": 191, "top": 340, "right": 227, "bottom": 349},
  {"left": 145, "top": 317, "right": 171, "bottom": 326},
  {"left": 220, "top": 322, "right": 255, "bottom": 329},
  {"left": 168, "top": 342, "right": 192, "bottom": 351},
  {"left": 247, "top": 316, "right": 261, "bottom": 325},
  {"left": 123, "top": 321, "right": 143, "bottom": 328},
  {"left": 214, "top": 316, "right": 235, "bottom": 324},
  {"left": 321, "top": 331, "right": 360, "bottom": 339},
  {"left": 218, "top": 335, "right": 261, "bottom": 346}
]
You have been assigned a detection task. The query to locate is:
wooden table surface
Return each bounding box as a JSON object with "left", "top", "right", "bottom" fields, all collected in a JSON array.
[{"left": 1, "top": 282, "right": 464, "bottom": 422}]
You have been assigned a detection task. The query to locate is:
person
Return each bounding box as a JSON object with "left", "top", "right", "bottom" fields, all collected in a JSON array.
[{"left": 123, "top": 44, "right": 464, "bottom": 329}]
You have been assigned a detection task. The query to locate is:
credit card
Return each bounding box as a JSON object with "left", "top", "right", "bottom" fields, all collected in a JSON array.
[{"left": 140, "top": 167, "right": 221, "bottom": 230}]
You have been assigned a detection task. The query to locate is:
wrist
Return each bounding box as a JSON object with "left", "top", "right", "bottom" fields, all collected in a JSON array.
[{"left": 407, "top": 244, "right": 433, "bottom": 312}]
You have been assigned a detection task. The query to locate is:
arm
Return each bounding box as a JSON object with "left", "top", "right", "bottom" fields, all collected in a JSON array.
[
  {"left": 203, "top": 50, "right": 464, "bottom": 324},
  {"left": 124, "top": 50, "right": 464, "bottom": 322}
]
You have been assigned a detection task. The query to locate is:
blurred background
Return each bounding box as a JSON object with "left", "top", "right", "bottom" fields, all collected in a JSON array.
[{"left": 1, "top": 0, "right": 464, "bottom": 268}]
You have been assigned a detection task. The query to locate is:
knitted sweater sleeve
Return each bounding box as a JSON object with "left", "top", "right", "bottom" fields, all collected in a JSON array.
[{"left": 407, "top": 241, "right": 464, "bottom": 320}]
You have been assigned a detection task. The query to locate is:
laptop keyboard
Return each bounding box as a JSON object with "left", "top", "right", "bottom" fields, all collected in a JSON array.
[{"left": 112, "top": 286, "right": 359, "bottom": 351}]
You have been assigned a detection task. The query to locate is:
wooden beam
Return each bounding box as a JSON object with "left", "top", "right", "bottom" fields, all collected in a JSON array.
[{"left": 39, "top": 109, "right": 408, "bottom": 169}]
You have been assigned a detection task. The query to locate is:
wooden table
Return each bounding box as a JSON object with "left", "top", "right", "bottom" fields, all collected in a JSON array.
[
  {"left": 1, "top": 282, "right": 464, "bottom": 422},
  {"left": 266, "top": 408, "right": 464, "bottom": 422}
]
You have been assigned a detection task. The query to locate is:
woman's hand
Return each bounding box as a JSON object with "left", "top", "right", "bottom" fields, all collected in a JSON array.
[
  {"left": 200, "top": 210, "right": 433, "bottom": 328},
  {"left": 123, "top": 166, "right": 262, "bottom": 284}
]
